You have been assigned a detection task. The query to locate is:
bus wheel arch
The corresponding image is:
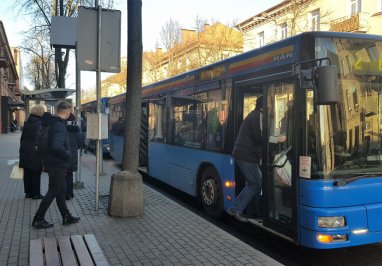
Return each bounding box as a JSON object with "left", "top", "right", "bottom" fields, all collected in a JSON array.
[{"left": 197, "top": 163, "right": 224, "bottom": 219}]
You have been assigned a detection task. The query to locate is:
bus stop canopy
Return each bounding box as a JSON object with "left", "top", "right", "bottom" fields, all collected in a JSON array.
[
  {"left": 21, "top": 88, "right": 75, "bottom": 100},
  {"left": 21, "top": 88, "right": 76, "bottom": 116}
]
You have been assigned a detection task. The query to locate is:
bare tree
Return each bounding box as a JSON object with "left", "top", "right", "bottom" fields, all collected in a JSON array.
[
  {"left": 268, "top": 0, "right": 333, "bottom": 40},
  {"left": 159, "top": 18, "right": 182, "bottom": 50},
  {"left": 25, "top": 55, "right": 56, "bottom": 90},
  {"left": 12, "top": 0, "right": 114, "bottom": 90},
  {"left": 194, "top": 15, "right": 208, "bottom": 33},
  {"left": 22, "top": 30, "right": 56, "bottom": 90},
  {"left": 81, "top": 88, "right": 96, "bottom": 103},
  {"left": 194, "top": 20, "right": 242, "bottom": 66},
  {"left": 144, "top": 20, "right": 243, "bottom": 84}
]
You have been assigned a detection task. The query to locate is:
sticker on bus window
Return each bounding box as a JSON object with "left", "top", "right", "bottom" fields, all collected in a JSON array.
[{"left": 299, "top": 156, "right": 311, "bottom": 178}]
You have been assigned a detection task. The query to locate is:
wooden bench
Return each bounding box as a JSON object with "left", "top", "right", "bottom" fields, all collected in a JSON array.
[{"left": 30, "top": 234, "right": 109, "bottom": 266}]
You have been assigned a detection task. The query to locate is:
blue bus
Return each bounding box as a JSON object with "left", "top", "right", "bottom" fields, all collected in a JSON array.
[{"left": 109, "top": 32, "right": 382, "bottom": 249}]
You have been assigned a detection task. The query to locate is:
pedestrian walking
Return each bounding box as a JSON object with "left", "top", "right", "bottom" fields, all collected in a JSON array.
[
  {"left": 65, "top": 113, "right": 82, "bottom": 200},
  {"left": 19, "top": 106, "right": 45, "bottom": 199},
  {"left": 227, "top": 96, "right": 263, "bottom": 222},
  {"left": 32, "top": 101, "right": 80, "bottom": 229}
]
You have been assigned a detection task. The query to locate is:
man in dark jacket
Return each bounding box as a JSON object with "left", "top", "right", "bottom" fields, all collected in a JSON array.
[
  {"left": 228, "top": 96, "right": 263, "bottom": 222},
  {"left": 32, "top": 101, "right": 80, "bottom": 229},
  {"left": 19, "top": 105, "right": 45, "bottom": 199},
  {"left": 65, "top": 113, "right": 82, "bottom": 200}
]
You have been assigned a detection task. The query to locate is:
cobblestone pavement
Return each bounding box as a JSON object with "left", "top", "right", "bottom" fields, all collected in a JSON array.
[{"left": 0, "top": 132, "right": 283, "bottom": 265}]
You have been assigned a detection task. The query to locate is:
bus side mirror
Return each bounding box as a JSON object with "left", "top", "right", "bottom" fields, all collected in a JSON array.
[{"left": 314, "top": 65, "right": 339, "bottom": 105}]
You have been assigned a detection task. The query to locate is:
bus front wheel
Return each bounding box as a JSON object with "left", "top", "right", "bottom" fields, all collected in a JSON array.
[{"left": 200, "top": 166, "right": 223, "bottom": 219}]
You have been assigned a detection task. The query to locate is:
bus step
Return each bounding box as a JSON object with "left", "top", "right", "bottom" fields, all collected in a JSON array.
[{"left": 248, "top": 217, "right": 263, "bottom": 225}]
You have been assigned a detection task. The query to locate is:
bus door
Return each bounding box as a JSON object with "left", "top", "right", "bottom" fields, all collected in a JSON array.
[
  {"left": 234, "top": 86, "right": 263, "bottom": 210},
  {"left": 263, "top": 81, "right": 295, "bottom": 239}
]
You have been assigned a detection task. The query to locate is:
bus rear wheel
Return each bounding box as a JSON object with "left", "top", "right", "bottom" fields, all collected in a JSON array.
[{"left": 200, "top": 166, "right": 223, "bottom": 219}]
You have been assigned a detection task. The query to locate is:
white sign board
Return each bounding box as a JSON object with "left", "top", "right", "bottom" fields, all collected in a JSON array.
[
  {"left": 86, "top": 113, "right": 109, "bottom": 140},
  {"left": 77, "top": 6, "right": 121, "bottom": 73},
  {"left": 50, "top": 16, "right": 77, "bottom": 48},
  {"left": 299, "top": 156, "right": 311, "bottom": 178}
]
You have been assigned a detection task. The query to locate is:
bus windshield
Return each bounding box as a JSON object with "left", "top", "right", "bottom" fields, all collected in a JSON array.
[{"left": 308, "top": 37, "right": 382, "bottom": 179}]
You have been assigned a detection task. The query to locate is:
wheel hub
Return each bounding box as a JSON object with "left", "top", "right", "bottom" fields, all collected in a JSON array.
[{"left": 202, "top": 178, "right": 217, "bottom": 206}]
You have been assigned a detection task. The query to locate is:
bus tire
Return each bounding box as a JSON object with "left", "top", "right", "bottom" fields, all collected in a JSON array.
[{"left": 199, "top": 166, "right": 223, "bottom": 219}]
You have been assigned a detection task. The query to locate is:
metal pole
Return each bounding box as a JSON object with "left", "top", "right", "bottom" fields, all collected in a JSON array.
[
  {"left": 101, "top": 147, "right": 105, "bottom": 174},
  {"left": 95, "top": 4, "right": 102, "bottom": 212},
  {"left": 75, "top": 41, "right": 82, "bottom": 185}
]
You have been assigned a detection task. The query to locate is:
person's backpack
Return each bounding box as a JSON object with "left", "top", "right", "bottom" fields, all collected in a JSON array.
[{"left": 34, "top": 125, "right": 50, "bottom": 155}]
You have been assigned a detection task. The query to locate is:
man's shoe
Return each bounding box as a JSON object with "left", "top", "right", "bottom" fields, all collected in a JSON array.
[
  {"left": 25, "top": 194, "right": 32, "bottom": 198},
  {"left": 65, "top": 194, "right": 71, "bottom": 200},
  {"left": 227, "top": 208, "right": 248, "bottom": 223},
  {"left": 32, "top": 194, "right": 44, "bottom": 200},
  {"left": 63, "top": 214, "right": 80, "bottom": 226},
  {"left": 32, "top": 217, "right": 54, "bottom": 229}
]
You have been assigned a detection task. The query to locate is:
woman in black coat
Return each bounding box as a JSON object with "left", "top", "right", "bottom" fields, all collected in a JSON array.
[
  {"left": 19, "top": 106, "right": 46, "bottom": 199},
  {"left": 65, "top": 113, "right": 82, "bottom": 200}
]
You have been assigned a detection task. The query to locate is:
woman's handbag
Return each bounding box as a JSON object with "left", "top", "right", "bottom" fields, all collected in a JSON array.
[{"left": 10, "top": 165, "right": 24, "bottom": 180}]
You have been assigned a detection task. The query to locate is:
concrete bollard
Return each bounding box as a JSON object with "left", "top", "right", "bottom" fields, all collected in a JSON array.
[{"left": 108, "top": 170, "right": 144, "bottom": 217}]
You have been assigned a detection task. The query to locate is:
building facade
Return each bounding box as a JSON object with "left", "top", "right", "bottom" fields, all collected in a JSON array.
[
  {"left": 143, "top": 23, "right": 243, "bottom": 86},
  {"left": 236, "top": 0, "right": 382, "bottom": 51},
  {"left": 0, "top": 21, "right": 22, "bottom": 134}
]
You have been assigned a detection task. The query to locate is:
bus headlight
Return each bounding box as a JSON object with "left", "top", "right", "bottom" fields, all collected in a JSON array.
[{"left": 318, "top": 216, "right": 345, "bottom": 228}]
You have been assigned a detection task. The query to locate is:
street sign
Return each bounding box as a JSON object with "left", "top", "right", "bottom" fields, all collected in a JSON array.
[
  {"left": 77, "top": 7, "right": 121, "bottom": 73},
  {"left": 86, "top": 113, "right": 109, "bottom": 140},
  {"left": 50, "top": 16, "right": 77, "bottom": 48}
]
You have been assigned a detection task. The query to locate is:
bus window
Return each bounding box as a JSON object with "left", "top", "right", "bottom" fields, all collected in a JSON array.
[
  {"left": 195, "top": 88, "right": 230, "bottom": 151},
  {"left": 149, "top": 99, "right": 166, "bottom": 142},
  {"left": 266, "top": 82, "right": 294, "bottom": 225},
  {"left": 170, "top": 96, "right": 203, "bottom": 148},
  {"left": 243, "top": 94, "right": 257, "bottom": 119}
]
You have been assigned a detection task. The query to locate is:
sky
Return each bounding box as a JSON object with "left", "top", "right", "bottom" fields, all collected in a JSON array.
[{"left": 0, "top": 0, "right": 282, "bottom": 89}]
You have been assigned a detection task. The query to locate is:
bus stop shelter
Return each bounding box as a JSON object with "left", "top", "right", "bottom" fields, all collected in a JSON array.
[{"left": 21, "top": 88, "right": 76, "bottom": 117}]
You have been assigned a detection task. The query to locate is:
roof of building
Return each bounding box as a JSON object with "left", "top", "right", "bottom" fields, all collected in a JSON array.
[{"left": 236, "top": 0, "right": 311, "bottom": 31}]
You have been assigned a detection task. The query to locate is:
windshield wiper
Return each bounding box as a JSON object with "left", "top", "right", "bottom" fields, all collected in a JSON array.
[{"left": 334, "top": 173, "right": 382, "bottom": 186}]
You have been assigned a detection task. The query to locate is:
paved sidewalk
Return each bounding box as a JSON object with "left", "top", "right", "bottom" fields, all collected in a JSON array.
[{"left": 0, "top": 132, "right": 283, "bottom": 266}]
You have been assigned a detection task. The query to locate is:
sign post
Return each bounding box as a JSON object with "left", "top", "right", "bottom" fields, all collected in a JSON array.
[
  {"left": 74, "top": 42, "right": 84, "bottom": 189},
  {"left": 78, "top": 5, "right": 121, "bottom": 212}
]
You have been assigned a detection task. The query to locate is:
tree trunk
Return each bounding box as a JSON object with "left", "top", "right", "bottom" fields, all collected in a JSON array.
[
  {"left": 54, "top": 0, "right": 66, "bottom": 96},
  {"left": 122, "top": 0, "right": 142, "bottom": 171}
]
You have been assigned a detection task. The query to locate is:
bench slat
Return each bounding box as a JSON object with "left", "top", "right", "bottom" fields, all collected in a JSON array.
[
  {"left": 44, "top": 238, "right": 61, "bottom": 266},
  {"left": 84, "top": 234, "right": 109, "bottom": 266},
  {"left": 30, "top": 239, "right": 44, "bottom": 266},
  {"left": 57, "top": 236, "right": 78, "bottom": 266},
  {"left": 71, "top": 235, "right": 95, "bottom": 266}
]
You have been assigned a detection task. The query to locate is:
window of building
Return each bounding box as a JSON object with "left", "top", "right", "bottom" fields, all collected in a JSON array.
[
  {"left": 352, "top": 86, "right": 358, "bottom": 109},
  {"left": 258, "top": 31, "right": 265, "bottom": 47},
  {"left": 309, "top": 9, "right": 320, "bottom": 31},
  {"left": 350, "top": 0, "right": 361, "bottom": 16},
  {"left": 280, "top": 23, "right": 288, "bottom": 39}
]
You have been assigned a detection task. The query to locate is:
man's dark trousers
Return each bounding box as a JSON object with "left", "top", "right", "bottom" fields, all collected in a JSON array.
[{"left": 35, "top": 167, "right": 70, "bottom": 218}]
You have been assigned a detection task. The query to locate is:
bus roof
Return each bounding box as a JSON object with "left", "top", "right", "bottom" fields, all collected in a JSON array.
[{"left": 142, "top": 31, "right": 382, "bottom": 98}]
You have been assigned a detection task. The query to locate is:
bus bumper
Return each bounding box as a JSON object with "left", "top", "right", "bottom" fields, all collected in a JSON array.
[{"left": 299, "top": 204, "right": 382, "bottom": 249}]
